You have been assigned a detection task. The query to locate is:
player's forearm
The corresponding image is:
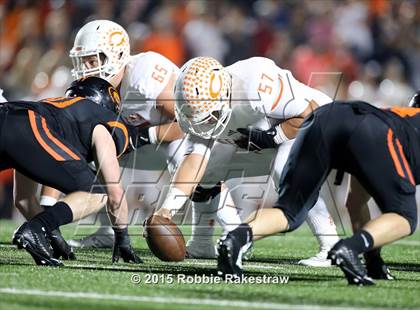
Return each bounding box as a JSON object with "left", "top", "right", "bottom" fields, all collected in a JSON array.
[
  {"left": 157, "top": 153, "right": 208, "bottom": 217},
  {"left": 154, "top": 122, "right": 184, "bottom": 142},
  {"left": 346, "top": 175, "right": 372, "bottom": 232},
  {"left": 106, "top": 187, "right": 128, "bottom": 229},
  {"left": 172, "top": 153, "right": 208, "bottom": 195},
  {"left": 281, "top": 100, "right": 319, "bottom": 139}
]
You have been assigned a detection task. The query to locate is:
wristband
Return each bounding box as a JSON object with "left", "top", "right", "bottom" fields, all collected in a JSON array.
[
  {"left": 148, "top": 126, "right": 158, "bottom": 144},
  {"left": 273, "top": 125, "right": 290, "bottom": 145},
  {"left": 160, "top": 187, "right": 189, "bottom": 216}
]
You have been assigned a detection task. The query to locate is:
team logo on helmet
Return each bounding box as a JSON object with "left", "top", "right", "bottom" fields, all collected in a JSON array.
[
  {"left": 108, "top": 86, "right": 121, "bottom": 103},
  {"left": 175, "top": 57, "right": 232, "bottom": 139},
  {"left": 109, "top": 31, "right": 126, "bottom": 47}
]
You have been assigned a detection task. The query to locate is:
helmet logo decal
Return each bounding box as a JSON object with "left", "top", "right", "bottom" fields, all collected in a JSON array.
[
  {"left": 109, "top": 31, "right": 125, "bottom": 46},
  {"left": 108, "top": 86, "right": 121, "bottom": 103},
  {"left": 209, "top": 72, "right": 223, "bottom": 99}
]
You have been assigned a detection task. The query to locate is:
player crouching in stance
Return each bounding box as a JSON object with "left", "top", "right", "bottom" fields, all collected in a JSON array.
[
  {"left": 6, "top": 77, "right": 143, "bottom": 266},
  {"left": 218, "top": 95, "right": 420, "bottom": 285},
  {"left": 153, "top": 56, "right": 339, "bottom": 264}
]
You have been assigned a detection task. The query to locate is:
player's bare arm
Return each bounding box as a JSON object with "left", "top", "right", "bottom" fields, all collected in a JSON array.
[
  {"left": 281, "top": 99, "right": 319, "bottom": 138},
  {"left": 345, "top": 175, "right": 372, "bottom": 232},
  {"left": 156, "top": 152, "right": 209, "bottom": 219},
  {"left": 91, "top": 124, "right": 128, "bottom": 228},
  {"left": 236, "top": 100, "right": 320, "bottom": 151}
]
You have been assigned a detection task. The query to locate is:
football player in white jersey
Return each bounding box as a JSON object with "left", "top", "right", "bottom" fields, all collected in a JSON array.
[
  {"left": 153, "top": 56, "right": 339, "bottom": 265},
  {"left": 67, "top": 19, "right": 191, "bottom": 248},
  {"left": 13, "top": 20, "right": 187, "bottom": 251}
]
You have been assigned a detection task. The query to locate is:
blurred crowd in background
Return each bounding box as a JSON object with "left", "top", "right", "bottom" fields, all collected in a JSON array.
[{"left": 0, "top": 0, "right": 419, "bottom": 218}]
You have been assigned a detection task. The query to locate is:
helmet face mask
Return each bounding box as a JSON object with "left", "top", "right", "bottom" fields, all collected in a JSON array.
[
  {"left": 176, "top": 102, "right": 232, "bottom": 139},
  {"left": 70, "top": 51, "right": 111, "bottom": 80},
  {"left": 175, "top": 57, "right": 232, "bottom": 139},
  {"left": 70, "top": 20, "right": 130, "bottom": 82}
]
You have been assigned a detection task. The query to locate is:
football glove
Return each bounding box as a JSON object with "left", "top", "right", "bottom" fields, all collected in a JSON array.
[
  {"left": 235, "top": 125, "right": 287, "bottom": 151},
  {"left": 134, "top": 127, "right": 152, "bottom": 147},
  {"left": 112, "top": 227, "right": 142, "bottom": 263}
]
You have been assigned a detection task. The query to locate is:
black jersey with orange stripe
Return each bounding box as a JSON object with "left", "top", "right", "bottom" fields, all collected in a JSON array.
[
  {"left": 5, "top": 97, "right": 133, "bottom": 161},
  {"left": 342, "top": 101, "right": 420, "bottom": 183}
]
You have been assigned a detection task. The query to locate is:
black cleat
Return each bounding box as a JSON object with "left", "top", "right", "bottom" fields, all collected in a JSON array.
[
  {"left": 13, "top": 222, "right": 63, "bottom": 267},
  {"left": 216, "top": 234, "right": 252, "bottom": 281},
  {"left": 364, "top": 250, "right": 394, "bottom": 280},
  {"left": 328, "top": 240, "right": 375, "bottom": 286},
  {"left": 49, "top": 228, "right": 76, "bottom": 260}
]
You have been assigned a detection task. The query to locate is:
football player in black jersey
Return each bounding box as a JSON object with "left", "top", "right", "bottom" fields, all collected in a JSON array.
[
  {"left": 218, "top": 94, "right": 420, "bottom": 286},
  {"left": 1, "top": 77, "right": 144, "bottom": 266}
]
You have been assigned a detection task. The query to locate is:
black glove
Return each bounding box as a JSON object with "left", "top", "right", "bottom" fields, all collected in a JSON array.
[
  {"left": 132, "top": 127, "right": 152, "bottom": 148},
  {"left": 112, "top": 227, "right": 142, "bottom": 263},
  {"left": 234, "top": 126, "right": 279, "bottom": 151}
]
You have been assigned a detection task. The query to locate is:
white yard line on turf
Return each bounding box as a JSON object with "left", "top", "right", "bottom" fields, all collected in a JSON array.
[
  {"left": 0, "top": 244, "right": 16, "bottom": 248},
  {"left": 0, "top": 288, "right": 368, "bottom": 310},
  {"left": 68, "top": 261, "right": 286, "bottom": 271},
  {"left": 395, "top": 240, "right": 420, "bottom": 246}
]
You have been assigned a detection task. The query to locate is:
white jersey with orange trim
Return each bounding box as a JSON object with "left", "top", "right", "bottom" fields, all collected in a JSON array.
[
  {"left": 119, "top": 51, "right": 180, "bottom": 126},
  {"left": 118, "top": 52, "right": 186, "bottom": 212},
  {"left": 187, "top": 57, "right": 332, "bottom": 156}
]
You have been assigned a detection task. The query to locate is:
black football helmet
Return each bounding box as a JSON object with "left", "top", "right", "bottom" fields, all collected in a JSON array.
[
  {"left": 408, "top": 90, "right": 420, "bottom": 108},
  {"left": 65, "top": 76, "right": 121, "bottom": 113}
]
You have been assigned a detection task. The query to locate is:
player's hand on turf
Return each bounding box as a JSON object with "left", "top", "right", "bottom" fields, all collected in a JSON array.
[
  {"left": 235, "top": 127, "right": 279, "bottom": 151},
  {"left": 112, "top": 243, "right": 142, "bottom": 263},
  {"left": 112, "top": 227, "right": 143, "bottom": 264}
]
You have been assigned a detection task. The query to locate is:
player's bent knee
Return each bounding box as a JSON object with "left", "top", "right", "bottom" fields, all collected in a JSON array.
[
  {"left": 276, "top": 204, "right": 308, "bottom": 232},
  {"left": 392, "top": 208, "right": 418, "bottom": 235},
  {"left": 403, "top": 212, "right": 418, "bottom": 235}
]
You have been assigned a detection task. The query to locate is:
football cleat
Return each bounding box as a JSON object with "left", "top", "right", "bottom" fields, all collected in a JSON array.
[
  {"left": 13, "top": 222, "right": 63, "bottom": 267},
  {"left": 216, "top": 234, "right": 252, "bottom": 280},
  {"left": 327, "top": 240, "right": 374, "bottom": 286},
  {"left": 364, "top": 250, "right": 394, "bottom": 280},
  {"left": 298, "top": 247, "right": 333, "bottom": 267},
  {"left": 49, "top": 228, "right": 76, "bottom": 260},
  {"left": 185, "top": 240, "right": 217, "bottom": 259},
  {"left": 67, "top": 227, "right": 114, "bottom": 249}
]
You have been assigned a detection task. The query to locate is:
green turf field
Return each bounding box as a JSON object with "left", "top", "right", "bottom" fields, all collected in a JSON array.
[{"left": 0, "top": 220, "right": 419, "bottom": 310}]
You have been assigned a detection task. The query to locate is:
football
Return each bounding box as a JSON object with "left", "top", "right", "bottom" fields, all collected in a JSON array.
[{"left": 144, "top": 214, "right": 186, "bottom": 262}]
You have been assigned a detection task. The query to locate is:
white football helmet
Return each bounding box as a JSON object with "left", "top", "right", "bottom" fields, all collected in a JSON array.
[
  {"left": 70, "top": 20, "right": 130, "bottom": 81},
  {"left": 174, "top": 57, "right": 232, "bottom": 139}
]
